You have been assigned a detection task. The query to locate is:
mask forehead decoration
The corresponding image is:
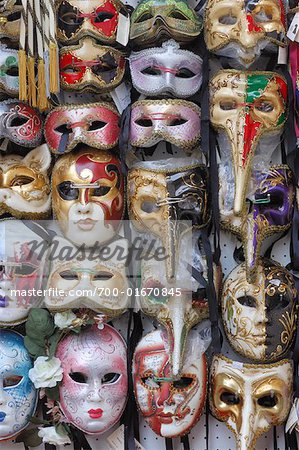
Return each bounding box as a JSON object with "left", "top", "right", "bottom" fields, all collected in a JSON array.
[
  {"left": 130, "top": 99, "right": 201, "bottom": 150},
  {"left": 0, "top": 330, "right": 37, "bottom": 440},
  {"left": 0, "top": 0, "right": 22, "bottom": 41},
  {"left": 0, "top": 100, "right": 43, "bottom": 148},
  {"left": 221, "top": 259, "right": 298, "bottom": 362},
  {"left": 57, "top": 0, "right": 128, "bottom": 45},
  {"left": 59, "top": 37, "right": 125, "bottom": 92},
  {"left": 204, "top": 0, "right": 286, "bottom": 67},
  {"left": 56, "top": 324, "right": 127, "bottom": 434},
  {"left": 220, "top": 165, "right": 295, "bottom": 281},
  {"left": 210, "top": 355, "right": 293, "bottom": 450},
  {"left": 130, "top": 0, "right": 202, "bottom": 47},
  {"left": 129, "top": 40, "right": 203, "bottom": 98},
  {"left": 133, "top": 329, "right": 207, "bottom": 437},
  {"left": 210, "top": 70, "right": 287, "bottom": 215},
  {"left": 44, "top": 102, "right": 120, "bottom": 154},
  {"left": 128, "top": 164, "right": 210, "bottom": 281},
  {"left": 0, "top": 145, "right": 51, "bottom": 219},
  {"left": 52, "top": 147, "right": 124, "bottom": 247},
  {"left": 0, "top": 45, "right": 19, "bottom": 96},
  {"left": 44, "top": 235, "right": 129, "bottom": 317}
]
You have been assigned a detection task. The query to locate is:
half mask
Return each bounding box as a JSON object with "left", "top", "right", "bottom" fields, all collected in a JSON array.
[
  {"left": 219, "top": 164, "right": 295, "bottom": 281},
  {"left": 0, "top": 0, "right": 22, "bottom": 41},
  {"left": 130, "top": 99, "right": 201, "bottom": 150},
  {"left": 210, "top": 355, "right": 293, "bottom": 450},
  {"left": 210, "top": 69, "right": 287, "bottom": 215},
  {"left": 0, "top": 100, "right": 43, "bottom": 148},
  {"left": 129, "top": 40, "right": 203, "bottom": 98},
  {"left": 221, "top": 259, "right": 298, "bottom": 362},
  {"left": 44, "top": 102, "right": 120, "bottom": 154},
  {"left": 56, "top": 0, "right": 128, "bottom": 45},
  {"left": 204, "top": 0, "right": 287, "bottom": 67},
  {"left": 52, "top": 147, "right": 124, "bottom": 247},
  {"left": 0, "top": 145, "right": 51, "bottom": 219},
  {"left": 59, "top": 37, "right": 125, "bottom": 92},
  {"left": 130, "top": 0, "right": 202, "bottom": 47},
  {"left": 0, "top": 45, "right": 18, "bottom": 96},
  {"left": 56, "top": 323, "right": 127, "bottom": 434},
  {"left": 0, "top": 330, "right": 37, "bottom": 440},
  {"left": 133, "top": 328, "right": 207, "bottom": 437}
]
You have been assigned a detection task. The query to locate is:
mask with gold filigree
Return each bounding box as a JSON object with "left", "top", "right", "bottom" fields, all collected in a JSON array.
[
  {"left": 210, "top": 354, "right": 293, "bottom": 450},
  {"left": 204, "top": 0, "right": 287, "bottom": 67},
  {"left": 0, "top": 0, "right": 22, "bottom": 41},
  {"left": 210, "top": 70, "right": 287, "bottom": 216},
  {"left": 221, "top": 259, "right": 298, "bottom": 362},
  {"left": 219, "top": 164, "right": 295, "bottom": 282}
]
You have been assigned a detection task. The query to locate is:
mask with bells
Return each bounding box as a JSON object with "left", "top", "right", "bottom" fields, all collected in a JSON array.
[
  {"left": 210, "top": 69, "right": 287, "bottom": 216},
  {"left": 210, "top": 355, "right": 293, "bottom": 450},
  {"left": 52, "top": 147, "right": 124, "bottom": 247}
]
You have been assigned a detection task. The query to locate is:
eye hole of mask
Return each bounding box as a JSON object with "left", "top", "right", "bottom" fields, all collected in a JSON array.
[
  {"left": 62, "top": 64, "right": 83, "bottom": 74},
  {"left": 6, "top": 10, "right": 21, "bottom": 21},
  {"left": 3, "top": 375, "right": 23, "bottom": 388},
  {"left": 59, "top": 270, "right": 78, "bottom": 280},
  {"left": 168, "top": 117, "right": 187, "bottom": 126},
  {"left": 10, "top": 175, "right": 34, "bottom": 186},
  {"left": 6, "top": 66, "right": 18, "bottom": 77},
  {"left": 102, "top": 372, "right": 120, "bottom": 384},
  {"left": 255, "top": 100, "right": 274, "bottom": 112},
  {"left": 141, "top": 67, "right": 162, "bottom": 76},
  {"left": 57, "top": 181, "right": 79, "bottom": 201},
  {"left": 91, "top": 61, "right": 115, "bottom": 75},
  {"left": 135, "top": 118, "right": 152, "bottom": 127},
  {"left": 220, "top": 391, "right": 240, "bottom": 405},
  {"left": 10, "top": 116, "right": 29, "bottom": 127},
  {"left": 94, "top": 11, "right": 115, "bottom": 23},
  {"left": 60, "top": 11, "right": 83, "bottom": 26},
  {"left": 179, "top": 194, "right": 199, "bottom": 210},
  {"left": 267, "top": 292, "right": 290, "bottom": 310},
  {"left": 69, "top": 371, "right": 88, "bottom": 383},
  {"left": 218, "top": 14, "right": 237, "bottom": 25},
  {"left": 237, "top": 295, "right": 257, "bottom": 308},
  {"left": 176, "top": 68, "right": 195, "bottom": 78},
  {"left": 173, "top": 377, "right": 194, "bottom": 389},
  {"left": 141, "top": 375, "right": 161, "bottom": 388},
  {"left": 135, "top": 12, "right": 153, "bottom": 23},
  {"left": 91, "top": 186, "right": 111, "bottom": 196},
  {"left": 88, "top": 120, "right": 107, "bottom": 131},
  {"left": 257, "top": 393, "right": 277, "bottom": 408},
  {"left": 220, "top": 100, "right": 237, "bottom": 111},
  {"left": 255, "top": 191, "right": 284, "bottom": 209},
  {"left": 169, "top": 10, "right": 188, "bottom": 20},
  {"left": 141, "top": 199, "right": 159, "bottom": 213},
  {"left": 253, "top": 8, "right": 273, "bottom": 23},
  {"left": 14, "top": 263, "right": 37, "bottom": 276},
  {"left": 55, "top": 124, "right": 72, "bottom": 135},
  {"left": 93, "top": 271, "right": 113, "bottom": 281}
]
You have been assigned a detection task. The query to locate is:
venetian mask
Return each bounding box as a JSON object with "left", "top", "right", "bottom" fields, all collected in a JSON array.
[
  {"left": 133, "top": 328, "right": 207, "bottom": 437},
  {"left": 0, "top": 0, "right": 22, "bottom": 41},
  {"left": 210, "top": 70, "right": 287, "bottom": 215},
  {"left": 59, "top": 37, "right": 125, "bottom": 92},
  {"left": 210, "top": 355, "right": 293, "bottom": 450},
  {"left": 52, "top": 147, "right": 124, "bottom": 247},
  {"left": 221, "top": 259, "right": 298, "bottom": 362},
  {"left": 56, "top": 0, "right": 128, "bottom": 45},
  {"left": 130, "top": 0, "right": 202, "bottom": 47},
  {"left": 220, "top": 165, "right": 295, "bottom": 281},
  {"left": 128, "top": 164, "right": 210, "bottom": 281},
  {"left": 0, "top": 330, "right": 37, "bottom": 440},
  {"left": 44, "top": 102, "right": 120, "bottom": 154},
  {"left": 56, "top": 323, "right": 127, "bottom": 434},
  {"left": 44, "top": 235, "right": 129, "bottom": 317},
  {"left": 129, "top": 40, "right": 203, "bottom": 98},
  {"left": 204, "top": 0, "right": 287, "bottom": 67},
  {"left": 0, "top": 100, "right": 43, "bottom": 148},
  {"left": 0, "top": 45, "right": 18, "bottom": 96},
  {"left": 130, "top": 99, "right": 201, "bottom": 150},
  {"left": 0, "top": 145, "right": 51, "bottom": 219},
  {"left": 0, "top": 219, "right": 49, "bottom": 326}
]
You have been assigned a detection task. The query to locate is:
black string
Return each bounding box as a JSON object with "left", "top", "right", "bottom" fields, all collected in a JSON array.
[
  {"left": 165, "top": 438, "right": 173, "bottom": 450},
  {"left": 273, "top": 426, "right": 278, "bottom": 450},
  {"left": 180, "top": 435, "right": 190, "bottom": 450}
]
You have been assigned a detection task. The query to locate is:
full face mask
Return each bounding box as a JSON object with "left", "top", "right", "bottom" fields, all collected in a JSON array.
[
  {"left": 0, "top": 0, "right": 22, "bottom": 41},
  {"left": 128, "top": 164, "right": 210, "bottom": 281},
  {"left": 44, "top": 102, "right": 120, "bottom": 154},
  {"left": 220, "top": 165, "right": 295, "bottom": 281},
  {"left": 56, "top": 323, "right": 127, "bottom": 434},
  {"left": 0, "top": 45, "right": 18, "bottom": 96},
  {"left": 204, "top": 0, "right": 287, "bottom": 67},
  {"left": 52, "top": 147, "right": 124, "bottom": 247},
  {"left": 130, "top": 0, "right": 202, "bottom": 47},
  {"left": 44, "top": 235, "right": 129, "bottom": 317},
  {"left": 210, "top": 70, "right": 287, "bottom": 215},
  {"left": 59, "top": 37, "right": 125, "bottom": 92},
  {"left": 0, "top": 100, "right": 43, "bottom": 148},
  {"left": 129, "top": 40, "right": 203, "bottom": 98},
  {"left": 130, "top": 99, "right": 201, "bottom": 150},
  {"left": 210, "top": 355, "right": 293, "bottom": 450},
  {"left": 0, "top": 330, "right": 37, "bottom": 440},
  {"left": 0, "top": 145, "right": 51, "bottom": 219},
  {"left": 133, "top": 329, "right": 207, "bottom": 437},
  {"left": 0, "top": 220, "right": 49, "bottom": 326},
  {"left": 57, "top": 0, "right": 128, "bottom": 44}
]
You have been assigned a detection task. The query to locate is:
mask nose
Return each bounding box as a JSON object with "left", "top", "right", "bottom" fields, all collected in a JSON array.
[
  {"left": 238, "top": 12, "right": 261, "bottom": 48},
  {"left": 157, "top": 382, "right": 172, "bottom": 407},
  {"left": 89, "top": 379, "right": 102, "bottom": 402}
]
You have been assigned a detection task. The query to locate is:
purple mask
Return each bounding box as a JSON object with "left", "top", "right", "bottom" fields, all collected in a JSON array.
[{"left": 220, "top": 165, "right": 295, "bottom": 282}]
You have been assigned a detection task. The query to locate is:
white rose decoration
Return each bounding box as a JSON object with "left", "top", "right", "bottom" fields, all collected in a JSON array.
[
  {"left": 29, "top": 356, "right": 63, "bottom": 388},
  {"left": 54, "top": 311, "right": 77, "bottom": 329},
  {"left": 38, "top": 426, "right": 71, "bottom": 446}
]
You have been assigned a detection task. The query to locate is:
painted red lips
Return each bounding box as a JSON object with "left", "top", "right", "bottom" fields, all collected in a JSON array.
[{"left": 88, "top": 408, "right": 103, "bottom": 419}]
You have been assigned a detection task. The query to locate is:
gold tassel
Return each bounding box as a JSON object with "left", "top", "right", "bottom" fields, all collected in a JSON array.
[
  {"left": 18, "top": 49, "right": 27, "bottom": 101},
  {"left": 27, "top": 56, "right": 37, "bottom": 107},
  {"left": 37, "top": 59, "right": 49, "bottom": 111},
  {"left": 49, "top": 41, "right": 59, "bottom": 93}
]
